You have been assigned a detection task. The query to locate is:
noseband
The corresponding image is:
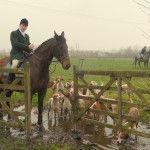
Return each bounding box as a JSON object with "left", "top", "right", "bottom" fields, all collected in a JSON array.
[{"left": 57, "top": 55, "right": 69, "bottom": 64}]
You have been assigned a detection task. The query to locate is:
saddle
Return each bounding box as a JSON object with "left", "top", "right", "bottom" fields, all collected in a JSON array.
[
  {"left": 140, "top": 57, "right": 143, "bottom": 61},
  {"left": 3, "top": 60, "right": 24, "bottom": 77}
]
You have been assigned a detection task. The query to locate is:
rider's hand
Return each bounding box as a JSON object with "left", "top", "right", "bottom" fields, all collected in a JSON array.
[{"left": 29, "top": 44, "right": 34, "bottom": 49}]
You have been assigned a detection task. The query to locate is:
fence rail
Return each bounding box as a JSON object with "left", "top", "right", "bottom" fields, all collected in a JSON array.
[
  {"left": 73, "top": 65, "right": 150, "bottom": 139},
  {"left": 0, "top": 63, "right": 31, "bottom": 136}
]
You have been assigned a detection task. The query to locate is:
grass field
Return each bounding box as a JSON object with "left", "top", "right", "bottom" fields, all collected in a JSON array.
[{"left": 11, "top": 57, "right": 150, "bottom": 106}]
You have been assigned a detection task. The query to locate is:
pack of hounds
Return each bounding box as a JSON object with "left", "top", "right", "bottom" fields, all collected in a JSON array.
[{"left": 47, "top": 76, "right": 139, "bottom": 144}]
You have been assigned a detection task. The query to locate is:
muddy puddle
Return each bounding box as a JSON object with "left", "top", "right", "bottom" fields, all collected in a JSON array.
[{"left": 2, "top": 105, "right": 150, "bottom": 150}]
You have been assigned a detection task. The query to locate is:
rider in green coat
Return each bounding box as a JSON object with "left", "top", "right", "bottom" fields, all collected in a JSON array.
[
  {"left": 10, "top": 29, "right": 31, "bottom": 61},
  {"left": 9, "top": 18, "right": 34, "bottom": 83}
]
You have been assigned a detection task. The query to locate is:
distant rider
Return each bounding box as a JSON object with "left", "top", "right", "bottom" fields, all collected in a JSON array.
[{"left": 140, "top": 46, "right": 147, "bottom": 60}]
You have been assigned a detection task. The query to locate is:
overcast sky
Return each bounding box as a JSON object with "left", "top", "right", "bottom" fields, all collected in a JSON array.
[{"left": 0, "top": 0, "right": 150, "bottom": 51}]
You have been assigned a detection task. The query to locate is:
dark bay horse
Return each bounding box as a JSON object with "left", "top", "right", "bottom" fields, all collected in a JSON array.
[
  {"left": 0, "top": 31, "right": 71, "bottom": 129},
  {"left": 132, "top": 51, "right": 150, "bottom": 69}
]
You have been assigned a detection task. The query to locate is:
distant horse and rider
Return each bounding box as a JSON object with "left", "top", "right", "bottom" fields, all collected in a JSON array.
[{"left": 133, "top": 46, "right": 150, "bottom": 69}]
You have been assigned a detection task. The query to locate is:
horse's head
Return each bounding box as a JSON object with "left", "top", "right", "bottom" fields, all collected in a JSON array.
[{"left": 53, "top": 31, "right": 71, "bottom": 70}]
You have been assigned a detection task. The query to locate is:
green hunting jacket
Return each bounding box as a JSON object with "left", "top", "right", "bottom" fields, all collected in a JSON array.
[{"left": 9, "top": 29, "right": 31, "bottom": 61}]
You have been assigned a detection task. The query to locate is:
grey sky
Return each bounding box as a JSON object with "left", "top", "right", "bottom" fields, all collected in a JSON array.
[{"left": 0, "top": 0, "right": 149, "bottom": 51}]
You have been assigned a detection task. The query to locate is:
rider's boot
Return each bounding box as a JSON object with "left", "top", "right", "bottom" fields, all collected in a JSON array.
[{"left": 8, "top": 73, "right": 15, "bottom": 84}]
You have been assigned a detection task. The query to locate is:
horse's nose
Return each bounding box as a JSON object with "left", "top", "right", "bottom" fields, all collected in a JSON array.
[{"left": 65, "top": 64, "right": 71, "bottom": 70}]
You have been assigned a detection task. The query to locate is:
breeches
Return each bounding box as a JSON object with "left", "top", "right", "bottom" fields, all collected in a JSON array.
[{"left": 11, "top": 59, "right": 19, "bottom": 68}]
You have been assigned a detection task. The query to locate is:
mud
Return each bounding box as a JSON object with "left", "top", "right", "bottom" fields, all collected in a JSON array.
[{"left": 1, "top": 105, "right": 150, "bottom": 150}]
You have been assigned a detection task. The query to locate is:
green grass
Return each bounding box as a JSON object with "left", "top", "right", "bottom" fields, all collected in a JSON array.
[
  {"left": 48, "top": 57, "right": 150, "bottom": 117},
  {"left": 3, "top": 57, "right": 150, "bottom": 116},
  {"left": 11, "top": 57, "right": 150, "bottom": 107}
]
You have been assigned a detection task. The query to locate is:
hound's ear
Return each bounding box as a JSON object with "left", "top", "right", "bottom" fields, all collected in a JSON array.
[{"left": 61, "top": 31, "right": 65, "bottom": 37}]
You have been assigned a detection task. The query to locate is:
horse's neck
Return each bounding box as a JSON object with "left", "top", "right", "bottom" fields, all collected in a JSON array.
[
  {"left": 33, "top": 39, "right": 54, "bottom": 61},
  {"left": 144, "top": 51, "right": 150, "bottom": 59},
  {"left": 34, "top": 48, "right": 53, "bottom": 62}
]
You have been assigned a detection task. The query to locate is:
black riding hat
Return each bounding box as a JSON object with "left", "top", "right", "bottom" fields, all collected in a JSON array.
[{"left": 20, "top": 18, "right": 28, "bottom": 26}]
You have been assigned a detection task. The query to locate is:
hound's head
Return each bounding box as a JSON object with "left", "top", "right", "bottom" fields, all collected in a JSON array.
[
  {"left": 53, "top": 93, "right": 60, "bottom": 100},
  {"left": 64, "top": 90, "right": 71, "bottom": 98},
  {"left": 117, "top": 131, "right": 129, "bottom": 144},
  {"left": 55, "top": 76, "right": 63, "bottom": 83},
  {"left": 89, "top": 81, "right": 97, "bottom": 86},
  {"left": 70, "top": 81, "right": 74, "bottom": 87},
  {"left": 64, "top": 82, "right": 71, "bottom": 89}
]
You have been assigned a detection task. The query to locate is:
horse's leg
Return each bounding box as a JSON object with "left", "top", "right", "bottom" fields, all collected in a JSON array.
[
  {"left": 144, "top": 62, "right": 146, "bottom": 69},
  {"left": 143, "top": 61, "right": 146, "bottom": 69},
  {"left": 135, "top": 60, "right": 137, "bottom": 68},
  {"left": 145, "top": 61, "right": 149, "bottom": 69},
  {"left": 146, "top": 62, "right": 148, "bottom": 69},
  {"left": 37, "top": 88, "right": 47, "bottom": 127},
  {"left": 6, "top": 91, "right": 13, "bottom": 120},
  {"left": 138, "top": 61, "right": 141, "bottom": 68}
]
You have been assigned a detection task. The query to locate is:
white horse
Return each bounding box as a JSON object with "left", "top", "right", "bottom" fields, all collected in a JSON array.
[{"left": 133, "top": 50, "right": 150, "bottom": 69}]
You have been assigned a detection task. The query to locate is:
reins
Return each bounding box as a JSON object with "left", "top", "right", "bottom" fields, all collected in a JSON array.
[
  {"left": 32, "top": 53, "right": 60, "bottom": 73},
  {"left": 49, "top": 56, "right": 69, "bottom": 73},
  {"left": 25, "top": 52, "right": 69, "bottom": 74},
  {"left": 31, "top": 53, "right": 69, "bottom": 65},
  {"left": 32, "top": 53, "right": 58, "bottom": 64}
]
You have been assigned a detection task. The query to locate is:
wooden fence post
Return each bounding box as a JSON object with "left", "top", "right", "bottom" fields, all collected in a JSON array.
[
  {"left": 117, "top": 77, "right": 123, "bottom": 131},
  {"left": 24, "top": 62, "right": 31, "bottom": 136},
  {"left": 73, "top": 65, "right": 78, "bottom": 117}
]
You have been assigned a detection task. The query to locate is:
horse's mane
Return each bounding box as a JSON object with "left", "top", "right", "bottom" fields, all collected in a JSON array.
[
  {"left": 33, "top": 34, "right": 66, "bottom": 53},
  {"left": 34, "top": 38, "right": 52, "bottom": 52}
]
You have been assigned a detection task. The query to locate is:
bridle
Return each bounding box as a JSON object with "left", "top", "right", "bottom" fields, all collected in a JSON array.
[
  {"left": 32, "top": 53, "right": 69, "bottom": 65},
  {"left": 28, "top": 53, "right": 69, "bottom": 73},
  {"left": 57, "top": 55, "right": 69, "bottom": 64},
  {"left": 24, "top": 52, "right": 58, "bottom": 65}
]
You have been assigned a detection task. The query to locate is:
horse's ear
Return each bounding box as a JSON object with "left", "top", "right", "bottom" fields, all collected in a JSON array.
[
  {"left": 61, "top": 31, "right": 65, "bottom": 37},
  {"left": 54, "top": 31, "right": 58, "bottom": 38}
]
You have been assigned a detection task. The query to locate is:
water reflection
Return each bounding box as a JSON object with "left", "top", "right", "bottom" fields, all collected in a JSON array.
[
  {"left": 46, "top": 113, "right": 150, "bottom": 150},
  {"left": 4, "top": 106, "right": 150, "bottom": 150}
]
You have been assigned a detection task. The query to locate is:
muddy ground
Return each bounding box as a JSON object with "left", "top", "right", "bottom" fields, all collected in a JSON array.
[{"left": 0, "top": 106, "right": 150, "bottom": 150}]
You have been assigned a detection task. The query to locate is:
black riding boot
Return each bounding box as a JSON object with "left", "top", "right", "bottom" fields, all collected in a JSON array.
[{"left": 8, "top": 73, "right": 15, "bottom": 83}]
